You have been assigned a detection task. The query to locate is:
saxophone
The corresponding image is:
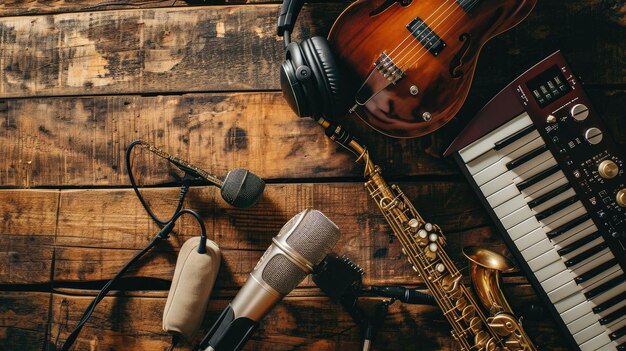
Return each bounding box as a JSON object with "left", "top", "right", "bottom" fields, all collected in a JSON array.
[{"left": 318, "top": 119, "right": 537, "bottom": 351}]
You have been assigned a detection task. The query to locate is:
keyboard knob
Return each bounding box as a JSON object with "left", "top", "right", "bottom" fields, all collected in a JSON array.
[
  {"left": 617, "top": 189, "right": 626, "bottom": 208},
  {"left": 598, "top": 160, "right": 619, "bottom": 179},
  {"left": 584, "top": 127, "right": 603, "bottom": 145},
  {"left": 570, "top": 103, "right": 589, "bottom": 121}
]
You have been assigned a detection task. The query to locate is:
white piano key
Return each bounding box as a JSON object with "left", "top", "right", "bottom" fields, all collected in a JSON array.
[
  {"left": 556, "top": 291, "right": 588, "bottom": 315},
  {"left": 577, "top": 325, "right": 611, "bottom": 349},
  {"left": 486, "top": 183, "right": 520, "bottom": 208},
  {"left": 520, "top": 171, "right": 567, "bottom": 198},
  {"left": 540, "top": 203, "right": 586, "bottom": 229},
  {"left": 508, "top": 217, "right": 542, "bottom": 241},
  {"left": 530, "top": 187, "right": 577, "bottom": 214},
  {"left": 548, "top": 280, "right": 580, "bottom": 303},
  {"left": 596, "top": 343, "right": 618, "bottom": 351},
  {"left": 527, "top": 249, "right": 561, "bottom": 272},
  {"left": 601, "top": 299, "right": 626, "bottom": 319},
  {"left": 481, "top": 157, "right": 557, "bottom": 198},
  {"left": 459, "top": 113, "right": 533, "bottom": 163},
  {"left": 514, "top": 227, "right": 548, "bottom": 252},
  {"left": 541, "top": 269, "right": 576, "bottom": 294},
  {"left": 575, "top": 322, "right": 608, "bottom": 345},
  {"left": 465, "top": 131, "right": 542, "bottom": 175},
  {"left": 608, "top": 316, "right": 626, "bottom": 338},
  {"left": 536, "top": 259, "right": 569, "bottom": 283},
  {"left": 494, "top": 194, "right": 528, "bottom": 218},
  {"left": 521, "top": 238, "right": 553, "bottom": 262},
  {"left": 568, "top": 311, "right": 600, "bottom": 335},
  {"left": 559, "top": 236, "right": 607, "bottom": 262},
  {"left": 561, "top": 300, "right": 595, "bottom": 325},
  {"left": 553, "top": 221, "right": 597, "bottom": 248},
  {"left": 588, "top": 281, "right": 626, "bottom": 307},
  {"left": 473, "top": 138, "right": 548, "bottom": 186},
  {"left": 502, "top": 206, "right": 534, "bottom": 229},
  {"left": 574, "top": 250, "right": 618, "bottom": 289}
]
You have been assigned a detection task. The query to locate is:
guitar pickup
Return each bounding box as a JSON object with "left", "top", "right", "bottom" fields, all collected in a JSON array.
[{"left": 406, "top": 17, "right": 446, "bottom": 56}]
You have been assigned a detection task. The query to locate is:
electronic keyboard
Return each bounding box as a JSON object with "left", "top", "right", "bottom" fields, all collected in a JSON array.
[{"left": 445, "top": 51, "right": 625, "bottom": 351}]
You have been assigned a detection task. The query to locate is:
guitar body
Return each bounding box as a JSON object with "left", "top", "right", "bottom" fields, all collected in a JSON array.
[{"left": 328, "top": 0, "right": 537, "bottom": 138}]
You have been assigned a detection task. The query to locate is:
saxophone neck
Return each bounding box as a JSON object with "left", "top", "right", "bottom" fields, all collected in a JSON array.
[{"left": 317, "top": 118, "right": 376, "bottom": 177}]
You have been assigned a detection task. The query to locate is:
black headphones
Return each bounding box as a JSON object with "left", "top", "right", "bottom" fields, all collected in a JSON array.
[{"left": 277, "top": 0, "right": 347, "bottom": 120}]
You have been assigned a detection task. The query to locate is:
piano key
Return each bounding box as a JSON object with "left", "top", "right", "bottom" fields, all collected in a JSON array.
[
  {"left": 594, "top": 291, "right": 626, "bottom": 314},
  {"left": 536, "top": 259, "right": 570, "bottom": 283},
  {"left": 541, "top": 269, "right": 576, "bottom": 294},
  {"left": 611, "top": 326, "right": 626, "bottom": 340},
  {"left": 575, "top": 322, "right": 609, "bottom": 345},
  {"left": 555, "top": 287, "right": 587, "bottom": 312},
  {"left": 601, "top": 306, "right": 626, "bottom": 325},
  {"left": 502, "top": 206, "right": 535, "bottom": 229},
  {"left": 568, "top": 311, "right": 600, "bottom": 335},
  {"left": 561, "top": 300, "right": 595, "bottom": 325},
  {"left": 535, "top": 195, "right": 579, "bottom": 220},
  {"left": 575, "top": 254, "right": 620, "bottom": 289},
  {"left": 521, "top": 238, "right": 553, "bottom": 262},
  {"left": 528, "top": 183, "right": 572, "bottom": 209},
  {"left": 579, "top": 332, "right": 613, "bottom": 351},
  {"left": 565, "top": 242, "right": 609, "bottom": 267},
  {"left": 527, "top": 249, "right": 561, "bottom": 272},
  {"left": 459, "top": 113, "right": 533, "bottom": 162},
  {"left": 474, "top": 138, "right": 549, "bottom": 186},
  {"left": 494, "top": 123, "right": 536, "bottom": 150},
  {"left": 576, "top": 259, "right": 619, "bottom": 284},
  {"left": 547, "top": 213, "right": 590, "bottom": 239},
  {"left": 596, "top": 342, "right": 619, "bottom": 351},
  {"left": 465, "top": 131, "right": 542, "bottom": 175},
  {"left": 521, "top": 170, "right": 568, "bottom": 198},
  {"left": 516, "top": 164, "right": 560, "bottom": 191},
  {"left": 547, "top": 280, "right": 579, "bottom": 303},
  {"left": 586, "top": 275, "right": 626, "bottom": 299},
  {"left": 531, "top": 187, "right": 577, "bottom": 215},
  {"left": 506, "top": 144, "right": 549, "bottom": 170},
  {"left": 494, "top": 194, "right": 528, "bottom": 218},
  {"left": 553, "top": 220, "right": 597, "bottom": 248},
  {"left": 558, "top": 231, "right": 602, "bottom": 256},
  {"left": 486, "top": 183, "right": 521, "bottom": 208},
  {"left": 481, "top": 156, "right": 557, "bottom": 197},
  {"left": 619, "top": 342, "right": 626, "bottom": 350},
  {"left": 514, "top": 227, "right": 548, "bottom": 252},
  {"left": 508, "top": 217, "right": 542, "bottom": 241},
  {"left": 540, "top": 202, "right": 586, "bottom": 229}
]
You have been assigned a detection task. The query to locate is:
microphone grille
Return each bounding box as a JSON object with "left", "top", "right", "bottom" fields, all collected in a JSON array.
[
  {"left": 284, "top": 209, "right": 340, "bottom": 266},
  {"left": 262, "top": 254, "right": 308, "bottom": 295},
  {"left": 221, "top": 169, "right": 266, "bottom": 208}
]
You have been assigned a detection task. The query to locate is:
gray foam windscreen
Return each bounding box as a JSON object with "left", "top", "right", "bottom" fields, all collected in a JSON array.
[
  {"left": 221, "top": 168, "right": 266, "bottom": 208},
  {"left": 262, "top": 209, "right": 340, "bottom": 294}
]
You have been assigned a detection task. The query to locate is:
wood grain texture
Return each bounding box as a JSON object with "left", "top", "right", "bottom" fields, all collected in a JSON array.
[
  {"left": 48, "top": 286, "right": 567, "bottom": 351},
  {"left": 0, "top": 291, "right": 50, "bottom": 350},
  {"left": 0, "top": 1, "right": 623, "bottom": 99}
]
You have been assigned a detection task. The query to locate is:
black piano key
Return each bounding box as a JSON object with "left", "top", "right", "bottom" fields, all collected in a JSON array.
[
  {"left": 559, "top": 231, "right": 602, "bottom": 256},
  {"left": 619, "top": 343, "right": 626, "bottom": 351},
  {"left": 575, "top": 258, "right": 617, "bottom": 284},
  {"left": 585, "top": 274, "right": 626, "bottom": 299},
  {"left": 516, "top": 164, "right": 561, "bottom": 191},
  {"left": 599, "top": 305, "right": 626, "bottom": 325},
  {"left": 535, "top": 195, "right": 579, "bottom": 220},
  {"left": 494, "top": 124, "right": 536, "bottom": 150},
  {"left": 565, "top": 243, "right": 608, "bottom": 267},
  {"left": 506, "top": 145, "right": 548, "bottom": 170},
  {"left": 593, "top": 291, "right": 626, "bottom": 314},
  {"left": 528, "top": 183, "right": 571, "bottom": 209},
  {"left": 547, "top": 213, "right": 590, "bottom": 239},
  {"left": 611, "top": 326, "right": 626, "bottom": 340}
]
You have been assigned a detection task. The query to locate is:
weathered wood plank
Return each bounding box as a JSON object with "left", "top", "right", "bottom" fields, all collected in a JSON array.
[
  {"left": 49, "top": 285, "right": 567, "bottom": 350},
  {"left": 0, "top": 291, "right": 50, "bottom": 350},
  {"left": 0, "top": 190, "right": 58, "bottom": 235},
  {"left": 0, "top": 93, "right": 459, "bottom": 187},
  {"left": 0, "top": 235, "right": 54, "bottom": 284},
  {"left": 50, "top": 183, "right": 505, "bottom": 287},
  {"left": 0, "top": 2, "right": 623, "bottom": 99}
]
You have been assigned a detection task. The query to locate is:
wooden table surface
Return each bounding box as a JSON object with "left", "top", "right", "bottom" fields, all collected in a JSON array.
[{"left": 0, "top": 1, "right": 623, "bottom": 350}]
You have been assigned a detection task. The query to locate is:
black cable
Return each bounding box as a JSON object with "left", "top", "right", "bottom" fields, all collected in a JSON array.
[
  {"left": 60, "top": 209, "right": 207, "bottom": 350},
  {"left": 125, "top": 140, "right": 189, "bottom": 226},
  {"left": 168, "top": 334, "right": 180, "bottom": 351}
]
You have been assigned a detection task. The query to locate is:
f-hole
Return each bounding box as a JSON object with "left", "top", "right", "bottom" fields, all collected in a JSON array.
[{"left": 449, "top": 33, "right": 471, "bottom": 78}]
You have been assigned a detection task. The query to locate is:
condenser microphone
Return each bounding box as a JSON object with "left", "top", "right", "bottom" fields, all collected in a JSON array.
[
  {"left": 135, "top": 140, "right": 265, "bottom": 208},
  {"left": 198, "top": 208, "right": 340, "bottom": 351}
]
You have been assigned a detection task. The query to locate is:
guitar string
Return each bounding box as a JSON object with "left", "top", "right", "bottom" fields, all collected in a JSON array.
[
  {"left": 396, "top": 0, "right": 479, "bottom": 70},
  {"left": 373, "top": 0, "right": 462, "bottom": 77},
  {"left": 402, "top": 0, "right": 480, "bottom": 69},
  {"left": 392, "top": 0, "right": 462, "bottom": 67}
]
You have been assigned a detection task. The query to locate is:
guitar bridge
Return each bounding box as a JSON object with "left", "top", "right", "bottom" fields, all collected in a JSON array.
[{"left": 375, "top": 53, "right": 405, "bottom": 83}]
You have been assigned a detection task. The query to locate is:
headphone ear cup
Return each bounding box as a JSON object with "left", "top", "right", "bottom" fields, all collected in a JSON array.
[
  {"left": 302, "top": 36, "right": 346, "bottom": 119},
  {"left": 281, "top": 42, "right": 315, "bottom": 118}
]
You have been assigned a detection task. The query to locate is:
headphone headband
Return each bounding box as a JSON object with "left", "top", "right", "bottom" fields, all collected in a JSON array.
[{"left": 277, "top": 0, "right": 305, "bottom": 36}]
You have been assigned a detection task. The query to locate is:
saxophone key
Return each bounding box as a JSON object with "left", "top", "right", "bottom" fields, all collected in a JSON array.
[
  {"left": 425, "top": 222, "right": 433, "bottom": 231},
  {"left": 436, "top": 263, "right": 446, "bottom": 272},
  {"left": 429, "top": 233, "right": 439, "bottom": 242}
]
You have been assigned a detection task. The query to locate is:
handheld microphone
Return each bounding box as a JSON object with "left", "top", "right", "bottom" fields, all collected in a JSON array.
[
  {"left": 136, "top": 140, "right": 266, "bottom": 208},
  {"left": 198, "top": 208, "right": 340, "bottom": 351}
]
